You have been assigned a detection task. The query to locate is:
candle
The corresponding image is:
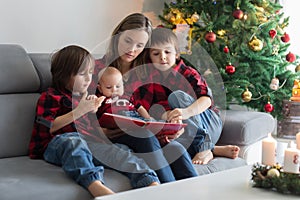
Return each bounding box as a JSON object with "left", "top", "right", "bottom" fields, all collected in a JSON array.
[
  {"left": 296, "top": 132, "right": 300, "bottom": 150},
  {"left": 262, "top": 133, "right": 277, "bottom": 165},
  {"left": 283, "top": 141, "right": 300, "bottom": 174}
]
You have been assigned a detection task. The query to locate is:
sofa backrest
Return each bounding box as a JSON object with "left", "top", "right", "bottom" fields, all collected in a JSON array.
[{"left": 0, "top": 44, "right": 51, "bottom": 158}]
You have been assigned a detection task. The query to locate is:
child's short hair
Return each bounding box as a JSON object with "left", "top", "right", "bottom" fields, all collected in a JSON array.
[
  {"left": 150, "top": 27, "right": 180, "bottom": 54},
  {"left": 97, "top": 66, "right": 122, "bottom": 83},
  {"left": 51, "top": 45, "right": 94, "bottom": 90}
]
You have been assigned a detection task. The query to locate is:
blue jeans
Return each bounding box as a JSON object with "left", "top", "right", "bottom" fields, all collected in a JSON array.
[
  {"left": 168, "top": 90, "right": 223, "bottom": 157},
  {"left": 111, "top": 128, "right": 198, "bottom": 181},
  {"left": 44, "top": 132, "right": 160, "bottom": 189}
]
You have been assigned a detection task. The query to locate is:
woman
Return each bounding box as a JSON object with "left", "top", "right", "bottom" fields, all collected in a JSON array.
[{"left": 92, "top": 13, "right": 198, "bottom": 182}]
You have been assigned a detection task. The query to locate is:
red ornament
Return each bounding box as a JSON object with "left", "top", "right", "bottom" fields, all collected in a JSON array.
[
  {"left": 223, "top": 46, "right": 229, "bottom": 53},
  {"left": 286, "top": 52, "right": 296, "bottom": 63},
  {"left": 281, "top": 32, "right": 290, "bottom": 43},
  {"left": 233, "top": 9, "right": 244, "bottom": 19},
  {"left": 205, "top": 31, "right": 216, "bottom": 43},
  {"left": 269, "top": 29, "right": 277, "bottom": 39},
  {"left": 225, "top": 64, "right": 235, "bottom": 75},
  {"left": 264, "top": 102, "right": 274, "bottom": 112}
]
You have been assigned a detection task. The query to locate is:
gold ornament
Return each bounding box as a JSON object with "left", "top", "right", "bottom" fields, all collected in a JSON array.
[
  {"left": 165, "top": 12, "right": 174, "bottom": 21},
  {"left": 267, "top": 168, "right": 280, "bottom": 177},
  {"left": 256, "top": 12, "right": 268, "bottom": 23},
  {"left": 217, "top": 29, "right": 226, "bottom": 37},
  {"left": 170, "top": 16, "right": 176, "bottom": 24},
  {"left": 295, "top": 64, "right": 300, "bottom": 72},
  {"left": 191, "top": 12, "right": 200, "bottom": 23},
  {"left": 241, "top": 88, "right": 252, "bottom": 102},
  {"left": 248, "top": 36, "right": 263, "bottom": 51},
  {"left": 254, "top": 6, "right": 265, "bottom": 13}
]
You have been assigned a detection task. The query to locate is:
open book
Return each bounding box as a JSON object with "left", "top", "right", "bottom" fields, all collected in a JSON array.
[{"left": 99, "top": 113, "right": 187, "bottom": 135}]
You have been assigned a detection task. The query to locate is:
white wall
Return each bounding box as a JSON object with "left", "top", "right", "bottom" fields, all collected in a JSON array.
[
  {"left": 1, "top": 0, "right": 297, "bottom": 56},
  {"left": 282, "top": 0, "right": 300, "bottom": 57},
  {"left": 0, "top": 0, "right": 170, "bottom": 53}
]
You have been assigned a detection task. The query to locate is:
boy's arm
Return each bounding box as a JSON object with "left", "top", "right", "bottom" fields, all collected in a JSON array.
[
  {"left": 50, "top": 94, "right": 104, "bottom": 133},
  {"left": 137, "top": 105, "right": 152, "bottom": 119}
]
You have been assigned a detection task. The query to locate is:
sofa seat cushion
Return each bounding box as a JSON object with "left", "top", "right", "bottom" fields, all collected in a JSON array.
[
  {"left": 0, "top": 156, "right": 246, "bottom": 200},
  {"left": 194, "top": 157, "right": 246, "bottom": 175},
  {"left": 0, "top": 156, "right": 131, "bottom": 200}
]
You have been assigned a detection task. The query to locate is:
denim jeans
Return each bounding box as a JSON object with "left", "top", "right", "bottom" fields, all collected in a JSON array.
[
  {"left": 168, "top": 90, "right": 223, "bottom": 157},
  {"left": 44, "top": 132, "right": 160, "bottom": 189},
  {"left": 112, "top": 128, "right": 198, "bottom": 182}
]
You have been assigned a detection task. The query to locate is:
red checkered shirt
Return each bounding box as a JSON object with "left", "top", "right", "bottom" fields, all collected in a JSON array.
[
  {"left": 131, "top": 59, "right": 218, "bottom": 119},
  {"left": 29, "top": 87, "right": 102, "bottom": 159}
]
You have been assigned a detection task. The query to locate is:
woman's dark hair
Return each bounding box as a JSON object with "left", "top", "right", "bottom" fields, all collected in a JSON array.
[
  {"left": 105, "top": 13, "right": 153, "bottom": 72},
  {"left": 51, "top": 45, "right": 94, "bottom": 91}
]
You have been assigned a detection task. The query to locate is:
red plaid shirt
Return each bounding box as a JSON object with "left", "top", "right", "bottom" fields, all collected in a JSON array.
[
  {"left": 97, "top": 96, "right": 136, "bottom": 116},
  {"left": 29, "top": 87, "right": 101, "bottom": 159},
  {"left": 131, "top": 59, "right": 218, "bottom": 119}
]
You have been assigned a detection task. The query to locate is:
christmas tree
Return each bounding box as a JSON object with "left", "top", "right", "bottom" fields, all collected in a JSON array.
[{"left": 159, "top": 0, "right": 300, "bottom": 119}]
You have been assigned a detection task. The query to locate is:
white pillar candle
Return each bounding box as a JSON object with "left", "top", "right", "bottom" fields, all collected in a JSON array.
[
  {"left": 283, "top": 141, "right": 300, "bottom": 174},
  {"left": 296, "top": 132, "right": 300, "bottom": 150},
  {"left": 262, "top": 133, "right": 277, "bottom": 166}
]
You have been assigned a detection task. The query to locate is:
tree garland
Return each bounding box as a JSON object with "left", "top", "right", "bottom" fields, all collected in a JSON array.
[{"left": 251, "top": 163, "right": 300, "bottom": 195}]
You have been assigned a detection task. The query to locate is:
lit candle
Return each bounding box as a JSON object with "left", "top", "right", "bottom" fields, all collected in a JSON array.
[
  {"left": 296, "top": 132, "right": 300, "bottom": 150},
  {"left": 262, "top": 133, "right": 277, "bottom": 165},
  {"left": 283, "top": 141, "right": 300, "bottom": 174}
]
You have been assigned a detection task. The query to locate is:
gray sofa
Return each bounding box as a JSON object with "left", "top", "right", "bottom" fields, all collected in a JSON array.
[{"left": 0, "top": 44, "right": 275, "bottom": 200}]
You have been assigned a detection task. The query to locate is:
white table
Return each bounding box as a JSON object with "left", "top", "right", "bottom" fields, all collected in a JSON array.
[{"left": 95, "top": 165, "right": 299, "bottom": 200}]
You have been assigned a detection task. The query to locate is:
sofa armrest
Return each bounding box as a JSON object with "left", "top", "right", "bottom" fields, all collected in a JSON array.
[{"left": 217, "top": 110, "right": 275, "bottom": 146}]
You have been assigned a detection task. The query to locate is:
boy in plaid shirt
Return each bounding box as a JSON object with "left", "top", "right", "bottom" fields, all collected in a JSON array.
[
  {"left": 29, "top": 45, "right": 160, "bottom": 198},
  {"left": 132, "top": 28, "right": 240, "bottom": 164}
]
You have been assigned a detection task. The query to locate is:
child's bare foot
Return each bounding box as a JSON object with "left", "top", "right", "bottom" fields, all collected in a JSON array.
[
  {"left": 192, "top": 150, "right": 213, "bottom": 165},
  {"left": 88, "top": 180, "right": 115, "bottom": 197},
  {"left": 213, "top": 145, "right": 240, "bottom": 159},
  {"left": 149, "top": 182, "right": 160, "bottom": 186}
]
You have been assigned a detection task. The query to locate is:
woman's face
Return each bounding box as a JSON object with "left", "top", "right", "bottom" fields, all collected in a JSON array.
[{"left": 117, "top": 29, "right": 149, "bottom": 64}]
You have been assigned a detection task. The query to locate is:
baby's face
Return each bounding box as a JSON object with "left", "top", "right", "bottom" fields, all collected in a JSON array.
[{"left": 98, "top": 72, "right": 124, "bottom": 98}]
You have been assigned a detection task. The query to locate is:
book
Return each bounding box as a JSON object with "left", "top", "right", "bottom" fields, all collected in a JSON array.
[{"left": 99, "top": 112, "right": 187, "bottom": 135}]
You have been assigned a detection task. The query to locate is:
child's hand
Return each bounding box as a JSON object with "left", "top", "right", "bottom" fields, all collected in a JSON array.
[
  {"left": 166, "top": 108, "right": 188, "bottom": 122},
  {"left": 77, "top": 93, "right": 105, "bottom": 115},
  {"left": 86, "top": 94, "right": 105, "bottom": 113}
]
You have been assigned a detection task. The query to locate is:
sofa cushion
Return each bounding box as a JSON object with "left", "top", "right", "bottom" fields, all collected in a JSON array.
[
  {"left": 0, "top": 44, "right": 40, "bottom": 93},
  {"left": 0, "top": 156, "right": 245, "bottom": 200},
  {"left": 0, "top": 156, "right": 132, "bottom": 200},
  {"left": 194, "top": 157, "right": 246, "bottom": 175},
  {"left": 218, "top": 110, "right": 275, "bottom": 146},
  {"left": 0, "top": 94, "right": 40, "bottom": 158},
  {"left": 29, "top": 53, "right": 52, "bottom": 92}
]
